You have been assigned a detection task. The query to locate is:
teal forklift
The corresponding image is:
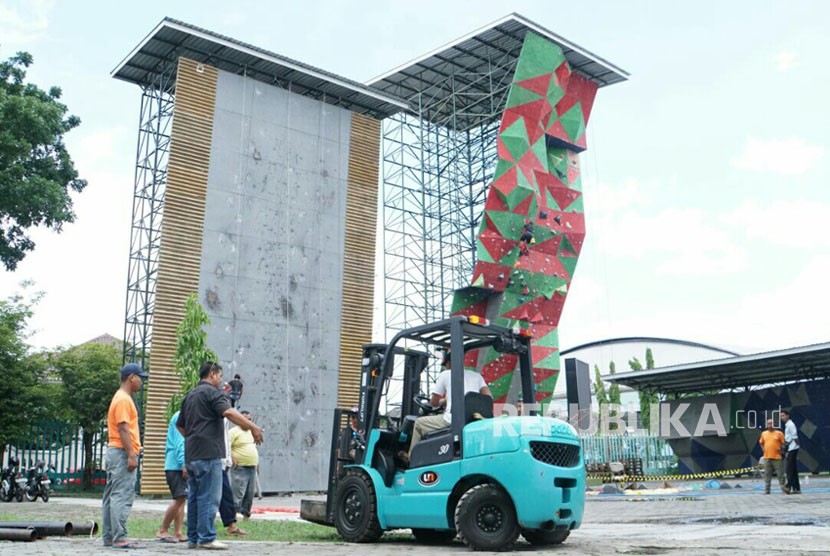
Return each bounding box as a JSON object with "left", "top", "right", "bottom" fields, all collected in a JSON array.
[{"left": 301, "top": 316, "right": 585, "bottom": 551}]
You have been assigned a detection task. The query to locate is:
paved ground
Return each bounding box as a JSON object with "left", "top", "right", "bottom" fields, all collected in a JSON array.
[{"left": 2, "top": 476, "right": 829, "bottom": 554}]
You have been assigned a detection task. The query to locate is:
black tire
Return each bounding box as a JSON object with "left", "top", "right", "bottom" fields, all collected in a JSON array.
[
  {"left": 454, "top": 483, "right": 519, "bottom": 551},
  {"left": 411, "top": 528, "right": 456, "bottom": 544},
  {"left": 522, "top": 526, "right": 570, "bottom": 545},
  {"left": 333, "top": 470, "right": 383, "bottom": 543},
  {"left": 25, "top": 487, "right": 37, "bottom": 502},
  {"left": 41, "top": 488, "right": 49, "bottom": 503}
]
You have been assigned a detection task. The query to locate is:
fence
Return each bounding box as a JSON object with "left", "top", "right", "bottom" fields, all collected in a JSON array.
[
  {"left": 5, "top": 423, "right": 675, "bottom": 489},
  {"left": 4, "top": 421, "right": 108, "bottom": 491},
  {"left": 581, "top": 434, "right": 676, "bottom": 475}
]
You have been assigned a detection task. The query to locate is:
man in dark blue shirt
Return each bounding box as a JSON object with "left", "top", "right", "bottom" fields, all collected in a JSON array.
[{"left": 177, "top": 362, "right": 263, "bottom": 549}]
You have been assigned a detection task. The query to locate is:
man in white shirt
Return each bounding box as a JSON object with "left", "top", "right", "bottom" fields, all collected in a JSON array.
[
  {"left": 404, "top": 351, "right": 491, "bottom": 460},
  {"left": 781, "top": 409, "right": 801, "bottom": 494}
]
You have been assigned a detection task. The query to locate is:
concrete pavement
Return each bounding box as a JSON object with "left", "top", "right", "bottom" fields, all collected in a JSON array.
[{"left": 3, "top": 476, "right": 829, "bottom": 554}]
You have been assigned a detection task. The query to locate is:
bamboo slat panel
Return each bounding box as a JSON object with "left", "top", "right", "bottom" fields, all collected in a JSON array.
[
  {"left": 337, "top": 114, "right": 381, "bottom": 409},
  {"left": 140, "top": 58, "right": 217, "bottom": 494}
]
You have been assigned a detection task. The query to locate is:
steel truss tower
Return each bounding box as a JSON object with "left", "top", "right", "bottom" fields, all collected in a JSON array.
[
  {"left": 122, "top": 63, "right": 176, "bottom": 367},
  {"left": 370, "top": 15, "right": 628, "bottom": 388},
  {"left": 380, "top": 62, "right": 515, "bottom": 351}
]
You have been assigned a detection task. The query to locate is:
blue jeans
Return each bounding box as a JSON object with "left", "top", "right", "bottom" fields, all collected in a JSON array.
[{"left": 186, "top": 459, "right": 223, "bottom": 545}]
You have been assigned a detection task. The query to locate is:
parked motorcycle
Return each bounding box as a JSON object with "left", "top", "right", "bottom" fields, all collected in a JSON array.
[
  {"left": 1, "top": 456, "right": 25, "bottom": 502},
  {"left": 23, "top": 461, "right": 51, "bottom": 502}
]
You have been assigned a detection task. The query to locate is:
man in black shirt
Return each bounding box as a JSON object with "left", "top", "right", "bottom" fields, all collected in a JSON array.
[
  {"left": 177, "top": 362, "right": 263, "bottom": 549},
  {"left": 228, "top": 374, "right": 244, "bottom": 408}
]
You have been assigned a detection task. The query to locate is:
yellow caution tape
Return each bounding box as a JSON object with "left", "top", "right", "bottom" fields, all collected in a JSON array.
[{"left": 587, "top": 466, "right": 756, "bottom": 483}]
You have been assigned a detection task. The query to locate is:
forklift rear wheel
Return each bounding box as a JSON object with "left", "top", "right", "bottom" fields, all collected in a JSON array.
[
  {"left": 522, "top": 526, "right": 570, "bottom": 545},
  {"left": 454, "top": 483, "right": 519, "bottom": 551},
  {"left": 411, "top": 528, "right": 456, "bottom": 544},
  {"left": 334, "top": 471, "right": 383, "bottom": 543}
]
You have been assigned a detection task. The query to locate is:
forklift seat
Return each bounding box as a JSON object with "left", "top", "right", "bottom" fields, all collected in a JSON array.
[{"left": 464, "top": 392, "right": 493, "bottom": 424}]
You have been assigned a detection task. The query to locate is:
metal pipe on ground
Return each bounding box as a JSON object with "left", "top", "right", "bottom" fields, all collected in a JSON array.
[
  {"left": 0, "top": 527, "right": 37, "bottom": 542},
  {"left": 0, "top": 521, "right": 73, "bottom": 537},
  {"left": 68, "top": 521, "right": 99, "bottom": 536}
]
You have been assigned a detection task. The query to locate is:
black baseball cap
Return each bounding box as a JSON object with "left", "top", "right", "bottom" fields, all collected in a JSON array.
[{"left": 121, "top": 363, "right": 149, "bottom": 380}]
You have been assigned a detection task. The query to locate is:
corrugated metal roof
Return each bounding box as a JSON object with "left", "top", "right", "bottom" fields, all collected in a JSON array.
[
  {"left": 603, "top": 342, "right": 830, "bottom": 395},
  {"left": 367, "top": 12, "right": 629, "bottom": 130},
  {"left": 112, "top": 18, "right": 409, "bottom": 119}
]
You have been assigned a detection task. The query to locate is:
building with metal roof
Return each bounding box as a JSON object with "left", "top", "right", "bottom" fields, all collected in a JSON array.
[
  {"left": 603, "top": 341, "right": 830, "bottom": 395},
  {"left": 112, "top": 17, "right": 408, "bottom": 119},
  {"left": 368, "top": 12, "right": 628, "bottom": 131}
]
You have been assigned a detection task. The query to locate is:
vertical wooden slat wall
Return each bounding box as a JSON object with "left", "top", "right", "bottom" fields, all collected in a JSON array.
[
  {"left": 337, "top": 114, "right": 381, "bottom": 408},
  {"left": 140, "top": 58, "right": 218, "bottom": 494}
]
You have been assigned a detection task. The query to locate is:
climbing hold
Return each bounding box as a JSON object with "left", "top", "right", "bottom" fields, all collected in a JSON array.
[
  {"left": 554, "top": 215, "right": 562, "bottom": 225},
  {"left": 539, "top": 210, "right": 548, "bottom": 219}
]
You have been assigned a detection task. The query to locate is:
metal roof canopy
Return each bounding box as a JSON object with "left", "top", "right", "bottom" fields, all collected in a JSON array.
[
  {"left": 368, "top": 12, "right": 629, "bottom": 131},
  {"left": 603, "top": 342, "right": 830, "bottom": 395},
  {"left": 112, "top": 18, "right": 408, "bottom": 119}
]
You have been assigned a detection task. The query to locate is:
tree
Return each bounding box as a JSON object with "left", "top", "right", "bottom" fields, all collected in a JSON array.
[
  {"left": 0, "top": 51, "right": 86, "bottom": 271},
  {"left": 593, "top": 364, "right": 608, "bottom": 407},
  {"left": 608, "top": 361, "right": 621, "bottom": 406},
  {"left": 166, "top": 293, "right": 218, "bottom": 419},
  {"left": 0, "top": 287, "right": 48, "bottom": 464},
  {"left": 630, "top": 348, "right": 659, "bottom": 432},
  {"left": 52, "top": 343, "right": 121, "bottom": 489}
]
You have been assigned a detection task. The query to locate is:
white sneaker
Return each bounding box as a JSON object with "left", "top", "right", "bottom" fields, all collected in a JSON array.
[{"left": 198, "top": 541, "right": 229, "bottom": 550}]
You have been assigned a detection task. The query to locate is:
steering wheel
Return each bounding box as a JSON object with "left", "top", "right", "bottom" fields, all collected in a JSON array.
[{"left": 413, "top": 394, "right": 440, "bottom": 415}]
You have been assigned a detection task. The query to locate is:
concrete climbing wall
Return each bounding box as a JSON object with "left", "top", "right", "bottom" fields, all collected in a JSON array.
[{"left": 198, "top": 69, "right": 352, "bottom": 491}]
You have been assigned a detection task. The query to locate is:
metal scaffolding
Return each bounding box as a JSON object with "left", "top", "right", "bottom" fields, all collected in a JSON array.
[
  {"left": 370, "top": 16, "right": 628, "bottom": 372},
  {"left": 121, "top": 62, "right": 176, "bottom": 367},
  {"left": 380, "top": 63, "right": 515, "bottom": 353}
]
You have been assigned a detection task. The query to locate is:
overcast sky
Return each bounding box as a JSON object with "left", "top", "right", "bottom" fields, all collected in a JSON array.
[{"left": 1, "top": 0, "right": 828, "bottom": 357}]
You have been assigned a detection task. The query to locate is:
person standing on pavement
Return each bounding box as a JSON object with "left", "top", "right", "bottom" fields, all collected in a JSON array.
[
  {"left": 220, "top": 417, "right": 247, "bottom": 536},
  {"left": 177, "top": 362, "right": 263, "bottom": 550},
  {"left": 781, "top": 409, "right": 801, "bottom": 494},
  {"left": 101, "top": 363, "right": 148, "bottom": 550},
  {"left": 758, "top": 419, "right": 788, "bottom": 494},
  {"left": 157, "top": 410, "right": 188, "bottom": 542},
  {"left": 230, "top": 410, "right": 259, "bottom": 519}
]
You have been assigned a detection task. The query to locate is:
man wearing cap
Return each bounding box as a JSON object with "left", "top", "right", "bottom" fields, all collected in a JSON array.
[{"left": 101, "top": 362, "right": 148, "bottom": 549}]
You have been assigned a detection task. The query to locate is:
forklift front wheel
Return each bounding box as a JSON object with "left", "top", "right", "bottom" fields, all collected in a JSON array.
[
  {"left": 334, "top": 470, "right": 383, "bottom": 543},
  {"left": 454, "top": 483, "right": 519, "bottom": 551}
]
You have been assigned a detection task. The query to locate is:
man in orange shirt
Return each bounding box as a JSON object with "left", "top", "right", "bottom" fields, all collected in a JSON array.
[
  {"left": 101, "top": 363, "right": 148, "bottom": 549},
  {"left": 759, "top": 418, "right": 788, "bottom": 495}
]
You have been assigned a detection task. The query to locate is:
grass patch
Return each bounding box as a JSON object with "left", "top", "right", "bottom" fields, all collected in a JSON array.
[
  {"left": 128, "top": 518, "right": 344, "bottom": 542},
  {"left": 51, "top": 490, "right": 105, "bottom": 499}
]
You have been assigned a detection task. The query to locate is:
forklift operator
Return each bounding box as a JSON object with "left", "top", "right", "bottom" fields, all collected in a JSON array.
[{"left": 402, "top": 351, "right": 491, "bottom": 461}]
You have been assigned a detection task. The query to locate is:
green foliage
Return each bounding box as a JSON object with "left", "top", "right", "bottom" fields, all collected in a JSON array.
[
  {"left": 52, "top": 343, "right": 122, "bottom": 430},
  {"left": 166, "top": 293, "right": 217, "bottom": 420},
  {"left": 0, "top": 51, "right": 86, "bottom": 271},
  {"left": 593, "top": 364, "right": 608, "bottom": 406},
  {"left": 0, "top": 286, "right": 49, "bottom": 461},
  {"left": 52, "top": 342, "right": 121, "bottom": 489},
  {"left": 630, "top": 349, "right": 660, "bottom": 432},
  {"left": 608, "top": 361, "right": 621, "bottom": 406}
]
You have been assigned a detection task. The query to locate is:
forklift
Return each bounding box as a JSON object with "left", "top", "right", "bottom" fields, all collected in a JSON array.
[{"left": 300, "top": 316, "right": 585, "bottom": 551}]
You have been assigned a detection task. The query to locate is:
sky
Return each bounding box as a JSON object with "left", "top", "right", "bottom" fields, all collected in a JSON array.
[{"left": 1, "top": 0, "right": 829, "bottom": 358}]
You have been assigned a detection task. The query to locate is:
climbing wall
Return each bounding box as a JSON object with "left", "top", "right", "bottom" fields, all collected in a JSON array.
[{"left": 451, "top": 32, "right": 599, "bottom": 403}]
